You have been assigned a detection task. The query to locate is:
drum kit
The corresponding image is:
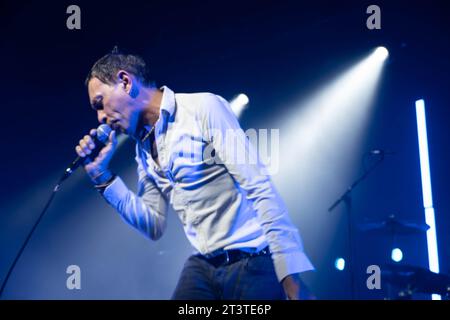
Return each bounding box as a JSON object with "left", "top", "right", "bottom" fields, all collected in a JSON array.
[{"left": 358, "top": 214, "right": 450, "bottom": 299}]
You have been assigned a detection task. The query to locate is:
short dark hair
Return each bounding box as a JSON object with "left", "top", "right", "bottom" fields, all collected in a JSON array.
[{"left": 85, "top": 47, "right": 154, "bottom": 87}]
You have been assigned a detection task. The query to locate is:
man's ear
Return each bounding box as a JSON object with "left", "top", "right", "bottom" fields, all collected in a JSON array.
[
  {"left": 117, "top": 70, "right": 132, "bottom": 93},
  {"left": 117, "top": 70, "right": 139, "bottom": 98}
]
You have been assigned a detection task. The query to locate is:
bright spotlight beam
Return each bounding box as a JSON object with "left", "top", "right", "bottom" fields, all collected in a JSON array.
[
  {"left": 275, "top": 46, "right": 389, "bottom": 194},
  {"left": 271, "top": 48, "right": 389, "bottom": 299}
]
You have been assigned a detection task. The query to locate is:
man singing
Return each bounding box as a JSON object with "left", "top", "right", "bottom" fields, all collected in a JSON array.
[{"left": 76, "top": 48, "right": 314, "bottom": 299}]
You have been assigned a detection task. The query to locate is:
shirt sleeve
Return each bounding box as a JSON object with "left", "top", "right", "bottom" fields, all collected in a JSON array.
[
  {"left": 199, "top": 93, "right": 314, "bottom": 282},
  {"left": 101, "top": 153, "right": 168, "bottom": 240}
]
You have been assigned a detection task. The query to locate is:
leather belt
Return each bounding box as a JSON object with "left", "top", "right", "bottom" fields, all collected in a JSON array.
[{"left": 199, "top": 246, "right": 270, "bottom": 268}]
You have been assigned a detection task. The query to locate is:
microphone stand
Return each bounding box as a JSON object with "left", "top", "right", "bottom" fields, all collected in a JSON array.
[
  {"left": 328, "top": 152, "right": 385, "bottom": 299},
  {"left": 0, "top": 172, "right": 68, "bottom": 298},
  {"left": 0, "top": 128, "right": 110, "bottom": 297},
  {"left": 0, "top": 126, "right": 111, "bottom": 298}
]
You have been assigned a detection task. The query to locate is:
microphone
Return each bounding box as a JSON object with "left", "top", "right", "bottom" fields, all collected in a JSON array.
[
  {"left": 60, "top": 124, "right": 112, "bottom": 182},
  {"left": 369, "top": 149, "right": 396, "bottom": 156}
]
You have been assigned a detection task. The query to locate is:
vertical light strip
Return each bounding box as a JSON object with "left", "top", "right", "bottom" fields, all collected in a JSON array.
[{"left": 415, "top": 99, "right": 441, "bottom": 300}]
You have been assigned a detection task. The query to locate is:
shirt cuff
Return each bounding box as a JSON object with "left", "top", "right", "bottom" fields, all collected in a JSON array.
[
  {"left": 272, "top": 251, "right": 315, "bottom": 282},
  {"left": 102, "top": 176, "right": 128, "bottom": 208}
]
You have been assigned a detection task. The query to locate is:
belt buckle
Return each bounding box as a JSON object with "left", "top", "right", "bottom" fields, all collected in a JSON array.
[{"left": 224, "top": 250, "right": 230, "bottom": 264}]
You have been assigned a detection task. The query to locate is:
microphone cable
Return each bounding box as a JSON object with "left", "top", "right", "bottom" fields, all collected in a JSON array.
[
  {"left": 0, "top": 175, "right": 64, "bottom": 298},
  {"left": 0, "top": 124, "right": 111, "bottom": 298}
]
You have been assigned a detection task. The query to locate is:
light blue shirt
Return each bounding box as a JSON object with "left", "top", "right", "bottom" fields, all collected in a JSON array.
[{"left": 103, "top": 86, "right": 314, "bottom": 281}]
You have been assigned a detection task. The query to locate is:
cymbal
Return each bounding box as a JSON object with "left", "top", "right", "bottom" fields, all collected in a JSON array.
[
  {"left": 358, "top": 214, "right": 430, "bottom": 235},
  {"left": 383, "top": 264, "right": 450, "bottom": 295}
]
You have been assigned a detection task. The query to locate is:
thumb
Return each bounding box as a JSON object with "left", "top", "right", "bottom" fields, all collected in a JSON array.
[
  {"left": 98, "top": 130, "right": 117, "bottom": 159},
  {"left": 109, "top": 130, "right": 117, "bottom": 147}
]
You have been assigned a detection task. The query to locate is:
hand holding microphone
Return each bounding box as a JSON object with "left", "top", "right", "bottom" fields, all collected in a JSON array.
[
  {"left": 76, "top": 124, "right": 117, "bottom": 184},
  {"left": 67, "top": 124, "right": 118, "bottom": 184}
]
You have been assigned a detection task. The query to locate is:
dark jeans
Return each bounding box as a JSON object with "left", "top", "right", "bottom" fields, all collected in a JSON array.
[{"left": 171, "top": 253, "right": 287, "bottom": 300}]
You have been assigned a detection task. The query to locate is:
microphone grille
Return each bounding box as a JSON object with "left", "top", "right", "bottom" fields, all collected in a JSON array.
[{"left": 97, "top": 124, "right": 112, "bottom": 144}]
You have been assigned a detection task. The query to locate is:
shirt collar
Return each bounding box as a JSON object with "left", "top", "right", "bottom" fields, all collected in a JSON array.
[
  {"left": 139, "top": 86, "right": 175, "bottom": 141},
  {"left": 159, "top": 85, "right": 175, "bottom": 117}
]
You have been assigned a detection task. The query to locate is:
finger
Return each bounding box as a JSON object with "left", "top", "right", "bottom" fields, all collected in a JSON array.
[
  {"left": 79, "top": 140, "right": 91, "bottom": 154},
  {"left": 83, "top": 135, "right": 96, "bottom": 149},
  {"left": 79, "top": 139, "right": 87, "bottom": 149},
  {"left": 109, "top": 130, "right": 117, "bottom": 147},
  {"left": 75, "top": 145, "right": 86, "bottom": 158},
  {"left": 89, "top": 129, "right": 97, "bottom": 137}
]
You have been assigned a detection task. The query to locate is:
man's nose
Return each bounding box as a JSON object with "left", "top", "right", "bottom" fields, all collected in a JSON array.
[{"left": 97, "top": 110, "right": 107, "bottom": 124}]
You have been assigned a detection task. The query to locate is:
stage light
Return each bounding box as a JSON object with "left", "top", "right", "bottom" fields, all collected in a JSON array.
[
  {"left": 273, "top": 46, "right": 388, "bottom": 213},
  {"left": 391, "top": 248, "right": 403, "bottom": 262},
  {"left": 269, "top": 47, "right": 389, "bottom": 297},
  {"left": 229, "top": 93, "right": 249, "bottom": 118},
  {"left": 335, "top": 258, "right": 345, "bottom": 271},
  {"left": 236, "top": 93, "right": 249, "bottom": 106},
  {"left": 373, "top": 46, "right": 389, "bottom": 61},
  {"left": 415, "top": 99, "right": 441, "bottom": 300}
]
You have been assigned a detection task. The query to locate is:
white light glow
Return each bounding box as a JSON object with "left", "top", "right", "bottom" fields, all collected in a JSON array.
[
  {"left": 229, "top": 93, "right": 249, "bottom": 118},
  {"left": 373, "top": 46, "right": 389, "bottom": 62},
  {"left": 335, "top": 258, "right": 345, "bottom": 271},
  {"left": 391, "top": 248, "right": 403, "bottom": 262},
  {"left": 415, "top": 99, "right": 440, "bottom": 300}
]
